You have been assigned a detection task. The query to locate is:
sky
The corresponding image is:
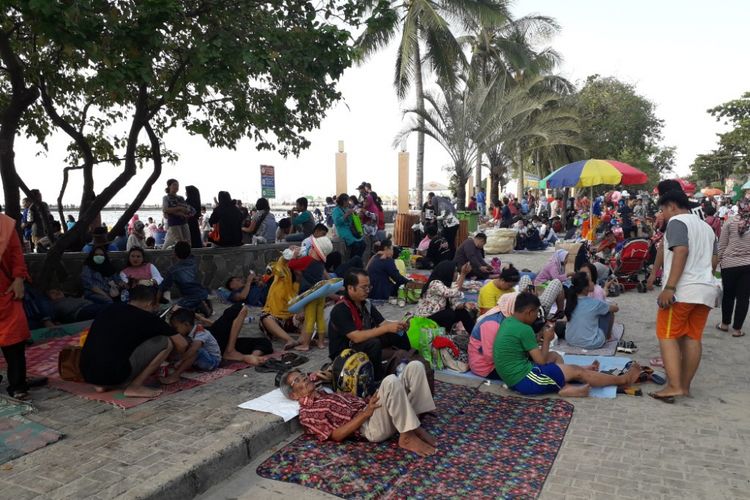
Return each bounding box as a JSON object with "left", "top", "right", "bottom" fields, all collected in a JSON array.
[{"left": 8, "top": 0, "right": 750, "bottom": 206}]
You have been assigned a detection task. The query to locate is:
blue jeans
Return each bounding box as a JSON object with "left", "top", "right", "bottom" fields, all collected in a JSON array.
[{"left": 193, "top": 348, "right": 221, "bottom": 371}]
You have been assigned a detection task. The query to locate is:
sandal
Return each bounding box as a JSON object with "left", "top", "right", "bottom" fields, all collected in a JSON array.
[
  {"left": 649, "top": 392, "right": 675, "bottom": 404},
  {"left": 637, "top": 366, "right": 666, "bottom": 385},
  {"left": 649, "top": 357, "right": 664, "bottom": 368},
  {"left": 616, "top": 340, "right": 638, "bottom": 354},
  {"left": 716, "top": 323, "right": 729, "bottom": 332},
  {"left": 732, "top": 330, "right": 746, "bottom": 338}
]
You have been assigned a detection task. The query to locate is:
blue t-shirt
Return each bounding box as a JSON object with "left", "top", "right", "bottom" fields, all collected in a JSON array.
[{"left": 565, "top": 296, "right": 610, "bottom": 349}]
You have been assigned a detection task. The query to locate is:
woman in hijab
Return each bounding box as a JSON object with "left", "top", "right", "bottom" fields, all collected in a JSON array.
[
  {"left": 534, "top": 249, "right": 573, "bottom": 285},
  {"left": 185, "top": 185, "right": 203, "bottom": 248},
  {"left": 468, "top": 292, "right": 519, "bottom": 378},
  {"left": 208, "top": 191, "right": 244, "bottom": 247},
  {"left": 81, "top": 247, "right": 121, "bottom": 304},
  {"left": 717, "top": 195, "right": 750, "bottom": 337},
  {"left": 415, "top": 260, "right": 476, "bottom": 333}
]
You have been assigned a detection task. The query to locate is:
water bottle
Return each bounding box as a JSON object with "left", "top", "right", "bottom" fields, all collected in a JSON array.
[{"left": 121, "top": 289, "right": 129, "bottom": 303}]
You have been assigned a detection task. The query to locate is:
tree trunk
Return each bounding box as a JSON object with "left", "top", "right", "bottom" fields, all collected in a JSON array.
[
  {"left": 413, "top": 30, "right": 425, "bottom": 210},
  {"left": 57, "top": 166, "right": 83, "bottom": 232},
  {"left": 109, "top": 122, "right": 162, "bottom": 239},
  {"left": 0, "top": 30, "right": 39, "bottom": 224},
  {"left": 455, "top": 175, "right": 467, "bottom": 210},
  {"left": 475, "top": 152, "right": 482, "bottom": 191},
  {"left": 38, "top": 86, "right": 149, "bottom": 288},
  {"left": 489, "top": 171, "right": 500, "bottom": 207},
  {"left": 516, "top": 142, "right": 524, "bottom": 200}
]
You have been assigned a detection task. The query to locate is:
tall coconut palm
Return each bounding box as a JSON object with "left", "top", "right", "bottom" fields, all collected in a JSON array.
[
  {"left": 355, "top": 0, "right": 510, "bottom": 208},
  {"left": 460, "top": 13, "right": 564, "bottom": 192},
  {"left": 395, "top": 74, "right": 579, "bottom": 208}
]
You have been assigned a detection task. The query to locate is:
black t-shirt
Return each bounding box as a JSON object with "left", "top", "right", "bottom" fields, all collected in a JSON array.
[
  {"left": 300, "top": 260, "right": 326, "bottom": 293},
  {"left": 80, "top": 303, "right": 175, "bottom": 385},
  {"left": 427, "top": 236, "right": 451, "bottom": 264},
  {"left": 619, "top": 205, "right": 633, "bottom": 227},
  {"left": 328, "top": 300, "right": 385, "bottom": 359},
  {"left": 208, "top": 204, "right": 244, "bottom": 246}
]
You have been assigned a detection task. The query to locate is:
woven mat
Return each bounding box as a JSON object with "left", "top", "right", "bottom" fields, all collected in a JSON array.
[
  {"left": 0, "top": 398, "right": 63, "bottom": 464},
  {"left": 257, "top": 381, "right": 573, "bottom": 499}
]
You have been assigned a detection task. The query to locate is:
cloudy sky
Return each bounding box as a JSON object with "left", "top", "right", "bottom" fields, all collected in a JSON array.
[{"left": 9, "top": 0, "right": 750, "bottom": 206}]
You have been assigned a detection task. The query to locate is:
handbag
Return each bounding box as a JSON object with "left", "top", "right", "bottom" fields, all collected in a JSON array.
[
  {"left": 58, "top": 345, "right": 84, "bottom": 382},
  {"left": 208, "top": 223, "right": 221, "bottom": 243}
]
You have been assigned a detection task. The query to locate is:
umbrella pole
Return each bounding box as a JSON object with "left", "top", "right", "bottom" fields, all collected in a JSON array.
[{"left": 589, "top": 185, "right": 594, "bottom": 241}]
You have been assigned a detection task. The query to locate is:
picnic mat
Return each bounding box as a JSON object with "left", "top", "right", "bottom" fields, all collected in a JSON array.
[
  {"left": 30, "top": 320, "right": 92, "bottom": 343},
  {"left": 436, "top": 368, "right": 504, "bottom": 385},
  {"left": 562, "top": 355, "right": 631, "bottom": 399},
  {"left": 0, "top": 398, "right": 63, "bottom": 464},
  {"left": 0, "top": 335, "right": 252, "bottom": 410},
  {"left": 552, "top": 323, "right": 624, "bottom": 356},
  {"left": 257, "top": 381, "right": 573, "bottom": 499}
]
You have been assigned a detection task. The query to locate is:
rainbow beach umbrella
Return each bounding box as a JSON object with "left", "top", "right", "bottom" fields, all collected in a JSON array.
[{"left": 538, "top": 159, "right": 647, "bottom": 189}]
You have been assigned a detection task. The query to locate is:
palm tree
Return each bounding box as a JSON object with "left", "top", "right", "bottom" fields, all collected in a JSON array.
[
  {"left": 355, "top": 0, "right": 510, "bottom": 208},
  {"left": 395, "top": 74, "right": 579, "bottom": 209}
]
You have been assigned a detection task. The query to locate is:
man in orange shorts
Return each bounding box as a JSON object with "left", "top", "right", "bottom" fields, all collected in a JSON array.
[{"left": 653, "top": 190, "right": 718, "bottom": 403}]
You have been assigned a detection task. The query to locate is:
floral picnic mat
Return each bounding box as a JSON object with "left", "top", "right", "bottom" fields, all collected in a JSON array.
[
  {"left": 0, "top": 335, "right": 253, "bottom": 410},
  {"left": 256, "top": 382, "right": 574, "bottom": 499}
]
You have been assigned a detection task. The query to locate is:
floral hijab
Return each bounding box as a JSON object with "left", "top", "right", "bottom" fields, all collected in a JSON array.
[{"left": 737, "top": 198, "right": 750, "bottom": 237}]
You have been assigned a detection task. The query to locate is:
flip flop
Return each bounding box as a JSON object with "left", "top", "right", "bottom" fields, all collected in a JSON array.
[
  {"left": 732, "top": 330, "right": 745, "bottom": 338},
  {"left": 649, "top": 357, "right": 664, "bottom": 368},
  {"left": 716, "top": 323, "right": 729, "bottom": 332},
  {"left": 649, "top": 392, "right": 675, "bottom": 404}
]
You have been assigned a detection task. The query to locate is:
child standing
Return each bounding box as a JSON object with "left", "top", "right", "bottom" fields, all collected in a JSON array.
[
  {"left": 294, "top": 236, "right": 334, "bottom": 351},
  {"left": 161, "top": 308, "right": 222, "bottom": 384}
]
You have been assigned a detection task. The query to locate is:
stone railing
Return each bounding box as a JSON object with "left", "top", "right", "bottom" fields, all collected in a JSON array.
[{"left": 24, "top": 239, "right": 346, "bottom": 294}]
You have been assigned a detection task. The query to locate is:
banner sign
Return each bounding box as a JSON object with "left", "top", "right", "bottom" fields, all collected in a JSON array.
[{"left": 260, "top": 165, "right": 275, "bottom": 198}]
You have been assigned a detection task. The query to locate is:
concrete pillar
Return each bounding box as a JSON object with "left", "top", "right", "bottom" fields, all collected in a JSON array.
[
  {"left": 485, "top": 176, "right": 492, "bottom": 215},
  {"left": 398, "top": 149, "right": 410, "bottom": 214},
  {"left": 335, "top": 141, "right": 347, "bottom": 196}
]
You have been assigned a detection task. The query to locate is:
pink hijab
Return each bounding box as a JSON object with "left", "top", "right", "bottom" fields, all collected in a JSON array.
[{"left": 477, "top": 291, "right": 519, "bottom": 322}]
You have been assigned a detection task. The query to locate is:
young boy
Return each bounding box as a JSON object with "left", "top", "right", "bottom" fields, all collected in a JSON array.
[
  {"left": 300, "top": 223, "right": 329, "bottom": 257},
  {"left": 286, "top": 197, "right": 314, "bottom": 242},
  {"left": 219, "top": 271, "right": 266, "bottom": 307},
  {"left": 159, "top": 241, "right": 211, "bottom": 315},
  {"left": 161, "top": 308, "right": 222, "bottom": 384},
  {"left": 492, "top": 292, "right": 640, "bottom": 397}
]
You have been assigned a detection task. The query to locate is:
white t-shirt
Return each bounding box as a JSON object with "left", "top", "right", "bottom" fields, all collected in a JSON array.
[{"left": 663, "top": 213, "right": 717, "bottom": 307}]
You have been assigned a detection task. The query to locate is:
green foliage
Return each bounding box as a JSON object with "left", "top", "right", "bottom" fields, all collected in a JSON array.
[
  {"left": 571, "top": 75, "right": 671, "bottom": 187},
  {"left": 690, "top": 92, "right": 750, "bottom": 185}
]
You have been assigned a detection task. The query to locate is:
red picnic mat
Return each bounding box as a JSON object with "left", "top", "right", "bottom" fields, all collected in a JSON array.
[{"left": 0, "top": 335, "right": 255, "bottom": 409}]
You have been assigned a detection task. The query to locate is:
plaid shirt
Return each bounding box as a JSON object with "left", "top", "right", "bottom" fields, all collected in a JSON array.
[{"left": 298, "top": 391, "right": 367, "bottom": 441}]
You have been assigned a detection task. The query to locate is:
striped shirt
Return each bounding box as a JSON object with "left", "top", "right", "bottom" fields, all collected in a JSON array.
[
  {"left": 718, "top": 217, "right": 750, "bottom": 270},
  {"left": 298, "top": 391, "right": 367, "bottom": 441}
]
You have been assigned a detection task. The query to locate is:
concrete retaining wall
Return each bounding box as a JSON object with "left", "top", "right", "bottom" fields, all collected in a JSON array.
[{"left": 24, "top": 240, "right": 346, "bottom": 294}]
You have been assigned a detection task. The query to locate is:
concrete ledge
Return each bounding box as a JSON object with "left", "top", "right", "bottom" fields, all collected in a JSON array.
[
  {"left": 25, "top": 239, "right": 346, "bottom": 293},
  {"left": 128, "top": 417, "right": 301, "bottom": 500}
]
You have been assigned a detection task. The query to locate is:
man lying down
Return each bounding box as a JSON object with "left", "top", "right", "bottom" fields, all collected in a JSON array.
[{"left": 280, "top": 361, "right": 437, "bottom": 457}]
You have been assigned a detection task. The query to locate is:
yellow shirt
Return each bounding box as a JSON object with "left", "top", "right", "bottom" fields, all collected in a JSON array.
[{"left": 478, "top": 281, "right": 512, "bottom": 310}]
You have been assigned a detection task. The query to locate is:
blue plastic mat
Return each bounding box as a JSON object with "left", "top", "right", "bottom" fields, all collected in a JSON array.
[{"left": 562, "top": 355, "right": 631, "bottom": 399}]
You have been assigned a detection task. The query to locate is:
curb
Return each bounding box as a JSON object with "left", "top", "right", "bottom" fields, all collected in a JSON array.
[{"left": 128, "top": 416, "right": 300, "bottom": 500}]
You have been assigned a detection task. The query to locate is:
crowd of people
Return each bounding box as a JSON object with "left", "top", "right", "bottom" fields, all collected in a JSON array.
[{"left": 0, "top": 176, "right": 748, "bottom": 459}]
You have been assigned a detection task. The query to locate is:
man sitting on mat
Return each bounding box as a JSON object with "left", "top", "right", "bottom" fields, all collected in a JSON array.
[
  {"left": 492, "top": 292, "right": 641, "bottom": 397},
  {"left": 80, "top": 286, "right": 188, "bottom": 398},
  {"left": 280, "top": 361, "right": 437, "bottom": 456},
  {"left": 328, "top": 269, "right": 411, "bottom": 381}
]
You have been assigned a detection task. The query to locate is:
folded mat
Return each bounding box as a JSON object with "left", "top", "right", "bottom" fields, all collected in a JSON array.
[
  {"left": 552, "top": 323, "right": 624, "bottom": 356},
  {"left": 562, "top": 354, "right": 631, "bottom": 399},
  {"left": 0, "top": 397, "right": 63, "bottom": 464},
  {"left": 257, "top": 381, "right": 573, "bottom": 499}
]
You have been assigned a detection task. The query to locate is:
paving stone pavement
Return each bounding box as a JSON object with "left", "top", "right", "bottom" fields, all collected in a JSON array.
[{"left": 3, "top": 248, "right": 750, "bottom": 499}]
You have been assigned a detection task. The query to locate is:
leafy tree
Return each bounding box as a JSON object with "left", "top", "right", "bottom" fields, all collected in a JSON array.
[
  {"left": 1, "top": 1, "right": 369, "bottom": 285},
  {"left": 572, "top": 75, "right": 672, "bottom": 188},
  {"left": 355, "top": 0, "right": 509, "bottom": 209}
]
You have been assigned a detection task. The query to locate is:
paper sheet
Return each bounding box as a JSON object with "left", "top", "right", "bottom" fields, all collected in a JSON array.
[{"left": 238, "top": 388, "right": 300, "bottom": 422}]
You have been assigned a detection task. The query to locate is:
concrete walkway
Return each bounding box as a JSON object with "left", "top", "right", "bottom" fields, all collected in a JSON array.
[{"left": 3, "top": 249, "right": 750, "bottom": 499}]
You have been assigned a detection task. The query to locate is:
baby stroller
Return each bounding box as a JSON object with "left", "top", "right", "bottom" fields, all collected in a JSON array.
[{"left": 608, "top": 238, "right": 650, "bottom": 293}]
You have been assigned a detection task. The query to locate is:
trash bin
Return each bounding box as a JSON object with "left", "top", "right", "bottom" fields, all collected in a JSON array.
[{"left": 456, "top": 211, "right": 479, "bottom": 233}]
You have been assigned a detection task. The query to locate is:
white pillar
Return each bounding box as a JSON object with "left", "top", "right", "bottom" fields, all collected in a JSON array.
[
  {"left": 398, "top": 149, "right": 410, "bottom": 213},
  {"left": 335, "top": 140, "right": 347, "bottom": 196}
]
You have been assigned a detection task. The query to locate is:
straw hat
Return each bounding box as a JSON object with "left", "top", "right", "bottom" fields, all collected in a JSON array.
[{"left": 311, "top": 236, "right": 333, "bottom": 261}]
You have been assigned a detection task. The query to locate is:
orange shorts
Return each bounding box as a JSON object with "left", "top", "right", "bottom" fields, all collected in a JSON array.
[{"left": 656, "top": 302, "right": 710, "bottom": 341}]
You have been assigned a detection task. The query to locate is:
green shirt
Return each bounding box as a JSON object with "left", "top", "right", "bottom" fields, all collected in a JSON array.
[{"left": 492, "top": 316, "right": 538, "bottom": 387}]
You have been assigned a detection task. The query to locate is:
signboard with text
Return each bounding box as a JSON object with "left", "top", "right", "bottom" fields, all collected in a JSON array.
[{"left": 260, "top": 164, "right": 275, "bottom": 198}]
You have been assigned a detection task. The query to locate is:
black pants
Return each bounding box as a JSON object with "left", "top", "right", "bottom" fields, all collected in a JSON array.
[
  {"left": 352, "top": 332, "right": 411, "bottom": 381},
  {"left": 428, "top": 308, "right": 476, "bottom": 335},
  {"left": 721, "top": 265, "right": 750, "bottom": 330},
  {"left": 1, "top": 341, "right": 28, "bottom": 395},
  {"left": 209, "top": 304, "right": 274, "bottom": 355}
]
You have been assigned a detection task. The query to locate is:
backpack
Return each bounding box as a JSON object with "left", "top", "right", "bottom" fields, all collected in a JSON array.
[
  {"left": 331, "top": 349, "right": 374, "bottom": 398},
  {"left": 705, "top": 215, "right": 721, "bottom": 238}
]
